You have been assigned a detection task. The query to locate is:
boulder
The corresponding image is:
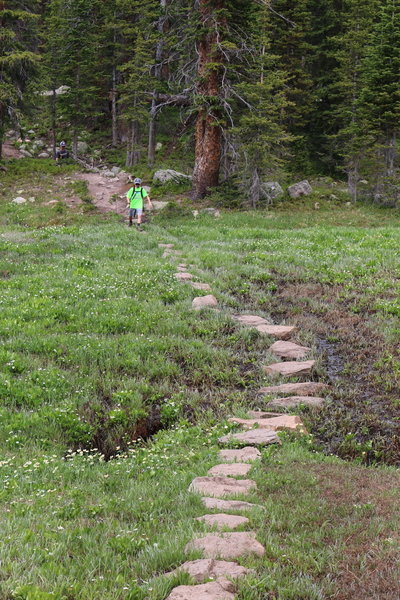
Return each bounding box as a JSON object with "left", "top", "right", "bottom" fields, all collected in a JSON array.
[
  {"left": 201, "top": 207, "right": 221, "bottom": 217},
  {"left": 192, "top": 295, "right": 218, "bottom": 310},
  {"left": 258, "top": 382, "right": 328, "bottom": 396},
  {"left": 195, "top": 513, "right": 249, "bottom": 530},
  {"left": 151, "top": 200, "right": 168, "bottom": 210},
  {"left": 169, "top": 559, "right": 252, "bottom": 583},
  {"left": 287, "top": 180, "right": 313, "bottom": 198},
  {"left": 207, "top": 463, "right": 252, "bottom": 477},
  {"left": 111, "top": 166, "right": 121, "bottom": 175},
  {"left": 263, "top": 360, "right": 315, "bottom": 377},
  {"left": 269, "top": 340, "right": 310, "bottom": 360},
  {"left": 153, "top": 169, "right": 192, "bottom": 184},
  {"left": 103, "top": 170, "right": 116, "bottom": 178},
  {"left": 189, "top": 476, "right": 256, "bottom": 497},
  {"left": 19, "top": 149, "right": 33, "bottom": 158},
  {"left": 12, "top": 197, "right": 27, "bottom": 204},
  {"left": 218, "top": 447, "right": 261, "bottom": 463},
  {"left": 38, "top": 152, "right": 50, "bottom": 159},
  {"left": 260, "top": 181, "right": 284, "bottom": 203},
  {"left": 202, "top": 498, "right": 262, "bottom": 511},
  {"left": 186, "top": 532, "right": 265, "bottom": 560}
]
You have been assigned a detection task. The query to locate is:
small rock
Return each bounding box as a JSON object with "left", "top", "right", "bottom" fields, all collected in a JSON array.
[
  {"left": 151, "top": 200, "right": 168, "bottom": 210},
  {"left": 233, "top": 314, "right": 271, "bottom": 326},
  {"left": 186, "top": 532, "right": 265, "bottom": 560},
  {"left": 192, "top": 210, "right": 199, "bottom": 217},
  {"left": 287, "top": 180, "right": 313, "bottom": 199},
  {"left": 314, "top": 202, "right": 320, "bottom": 210},
  {"left": 219, "top": 429, "right": 280, "bottom": 446},
  {"left": 218, "top": 447, "right": 261, "bottom": 463},
  {"left": 260, "top": 181, "right": 284, "bottom": 202},
  {"left": 189, "top": 476, "right": 256, "bottom": 497},
  {"left": 196, "top": 513, "right": 249, "bottom": 530},
  {"left": 269, "top": 341, "right": 310, "bottom": 360},
  {"left": 166, "top": 579, "right": 235, "bottom": 600},
  {"left": 38, "top": 152, "right": 50, "bottom": 159},
  {"left": 12, "top": 196, "right": 27, "bottom": 204},
  {"left": 19, "top": 149, "right": 33, "bottom": 158},
  {"left": 259, "top": 382, "right": 328, "bottom": 396},
  {"left": 155, "top": 142, "right": 163, "bottom": 151},
  {"left": 208, "top": 463, "right": 252, "bottom": 477},
  {"left": 17, "top": 190, "right": 24, "bottom": 194},
  {"left": 228, "top": 415, "right": 305, "bottom": 432},
  {"left": 28, "top": 197, "right": 35, "bottom": 203},
  {"left": 192, "top": 295, "right": 218, "bottom": 310},
  {"left": 169, "top": 558, "right": 252, "bottom": 584},
  {"left": 153, "top": 169, "right": 192, "bottom": 184},
  {"left": 247, "top": 411, "right": 282, "bottom": 419},
  {"left": 190, "top": 282, "right": 211, "bottom": 291},
  {"left": 111, "top": 166, "right": 121, "bottom": 175},
  {"left": 159, "top": 243, "right": 174, "bottom": 248},
  {"left": 266, "top": 396, "right": 325, "bottom": 409},
  {"left": 263, "top": 360, "right": 315, "bottom": 377},
  {"left": 256, "top": 324, "right": 296, "bottom": 340},
  {"left": 202, "top": 497, "right": 261, "bottom": 511},
  {"left": 175, "top": 272, "right": 193, "bottom": 280},
  {"left": 103, "top": 170, "right": 116, "bottom": 178}
]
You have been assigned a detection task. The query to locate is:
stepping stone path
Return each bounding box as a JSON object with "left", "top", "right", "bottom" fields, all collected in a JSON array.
[
  {"left": 196, "top": 513, "right": 249, "bottom": 529},
  {"left": 259, "top": 381, "right": 328, "bottom": 396},
  {"left": 218, "top": 447, "right": 261, "bottom": 463},
  {"left": 263, "top": 359, "right": 315, "bottom": 377},
  {"left": 219, "top": 428, "right": 280, "bottom": 446},
  {"left": 266, "top": 395, "right": 325, "bottom": 409},
  {"left": 186, "top": 532, "right": 265, "bottom": 559},
  {"left": 192, "top": 295, "right": 218, "bottom": 310},
  {"left": 169, "top": 559, "right": 253, "bottom": 583},
  {"left": 158, "top": 245, "right": 327, "bottom": 600},
  {"left": 175, "top": 272, "right": 193, "bottom": 281},
  {"left": 208, "top": 463, "right": 252, "bottom": 477},
  {"left": 269, "top": 340, "right": 310, "bottom": 360},
  {"left": 189, "top": 476, "right": 257, "bottom": 497}
]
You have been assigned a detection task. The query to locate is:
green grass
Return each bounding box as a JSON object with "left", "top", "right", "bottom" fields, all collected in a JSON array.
[{"left": 0, "top": 161, "right": 399, "bottom": 599}]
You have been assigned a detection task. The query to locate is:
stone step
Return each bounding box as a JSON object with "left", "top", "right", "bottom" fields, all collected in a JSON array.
[
  {"left": 256, "top": 324, "right": 296, "bottom": 340},
  {"left": 190, "top": 282, "right": 212, "bottom": 291},
  {"left": 228, "top": 415, "right": 305, "bottom": 432},
  {"left": 269, "top": 340, "right": 310, "bottom": 360},
  {"left": 166, "top": 578, "right": 235, "bottom": 600},
  {"left": 202, "top": 497, "right": 262, "bottom": 512},
  {"left": 208, "top": 463, "right": 252, "bottom": 477},
  {"left": 159, "top": 243, "right": 174, "bottom": 248},
  {"left": 196, "top": 513, "right": 249, "bottom": 530},
  {"left": 247, "top": 410, "right": 282, "bottom": 418},
  {"left": 177, "top": 265, "right": 188, "bottom": 272},
  {"left": 259, "top": 381, "right": 328, "bottom": 396},
  {"left": 186, "top": 532, "right": 265, "bottom": 560},
  {"left": 233, "top": 314, "right": 271, "bottom": 326},
  {"left": 219, "top": 429, "right": 280, "bottom": 446},
  {"left": 192, "top": 295, "right": 218, "bottom": 310},
  {"left": 190, "top": 476, "right": 256, "bottom": 497},
  {"left": 263, "top": 360, "right": 315, "bottom": 377},
  {"left": 168, "top": 558, "right": 253, "bottom": 583},
  {"left": 218, "top": 447, "right": 261, "bottom": 463},
  {"left": 175, "top": 272, "right": 193, "bottom": 280},
  {"left": 266, "top": 395, "right": 325, "bottom": 409}
]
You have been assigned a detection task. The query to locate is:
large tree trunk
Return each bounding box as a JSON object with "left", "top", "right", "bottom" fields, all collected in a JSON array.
[
  {"left": 126, "top": 120, "right": 140, "bottom": 167},
  {"left": 192, "top": 0, "right": 226, "bottom": 200}
]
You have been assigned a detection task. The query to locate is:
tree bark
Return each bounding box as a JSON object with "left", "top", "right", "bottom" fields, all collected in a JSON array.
[
  {"left": 192, "top": 0, "right": 226, "bottom": 200},
  {"left": 126, "top": 119, "right": 140, "bottom": 167}
]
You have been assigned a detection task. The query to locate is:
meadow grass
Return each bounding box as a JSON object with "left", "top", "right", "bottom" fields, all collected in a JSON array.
[{"left": 0, "top": 162, "right": 399, "bottom": 599}]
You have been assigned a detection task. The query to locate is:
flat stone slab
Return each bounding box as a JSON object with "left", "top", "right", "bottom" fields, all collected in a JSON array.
[
  {"left": 259, "top": 381, "right": 328, "bottom": 396},
  {"left": 218, "top": 447, "right": 261, "bottom": 463},
  {"left": 178, "top": 263, "right": 187, "bottom": 268},
  {"left": 159, "top": 243, "right": 174, "bottom": 248},
  {"left": 177, "top": 265, "right": 188, "bottom": 272},
  {"left": 269, "top": 340, "right": 310, "bottom": 360},
  {"left": 263, "top": 360, "right": 315, "bottom": 377},
  {"left": 219, "top": 429, "right": 280, "bottom": 446},
  {"left": 202, "top": 497, "right": 262, "bottom": 512},
  {"left": 190, "top": 476, "right": 256, "bottom": 497},
  {"left": 170, "top": 559, "right": 252, "bottom": 583},
  {"left": 208, "top": 463, "right": 252, "bottom": 477},
  {"left": 190, "top": 282, "right": 212, "bottom": 291},
  {"left": 247, "top": 410, "right": 282, "bottom": 418},
  {"left": 233, "top": 314, "right": 270, "bottom": 326},
  {"left": 256, "top": 324, "right": 296, "bottom": 340},
  {"left": 228, "top": 415, "right": 305, "bottom": 432},
  {"left": 186, "top": 532, "right": 265, "bottom": 560},
  {"left": 166, "top": 579, "right": 235, "bottom": 600},
  {"left": 192, "top": 295, "right": 218, "bottom": 310},
  {"left": 266, "top": 395, "right": 325, "bottom": 409},
  {"left": 175, "top": 272, "right": 193, "bottom": 280},
  {"left": 196, "top": 513, "right": 249, "bottom": 529}
]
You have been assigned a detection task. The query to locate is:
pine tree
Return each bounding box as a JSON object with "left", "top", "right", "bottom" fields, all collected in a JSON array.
[{"left": 0, "top": 1, "right": 41, "bottom": 158}]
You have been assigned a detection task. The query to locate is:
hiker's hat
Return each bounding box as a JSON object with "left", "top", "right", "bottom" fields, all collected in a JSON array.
[
  {"left": 134, "top": 178, "right": 142, "bottom": 184},
  {"left": 60, "top": 141, "right": 66, "bottom": 147}
]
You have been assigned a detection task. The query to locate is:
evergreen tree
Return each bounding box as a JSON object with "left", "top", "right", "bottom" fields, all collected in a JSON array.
[{"left": 0, "top": 0, "right": 41, "bottom": 158}]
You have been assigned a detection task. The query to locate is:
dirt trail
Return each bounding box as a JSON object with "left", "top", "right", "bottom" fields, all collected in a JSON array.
[
  {"left": 75, "top": 171, "right": 131, "bottom": 216},
  {"left": 2, "top": 141, "right": 22, "bottom": 159}
]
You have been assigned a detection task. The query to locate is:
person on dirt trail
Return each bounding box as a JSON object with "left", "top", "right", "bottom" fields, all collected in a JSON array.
[
  {"left": 126, "top": 178, "right": 153, "bottom": 230},
  {"left": 55, "top": 141, "right": 69, "bottom": 163}
]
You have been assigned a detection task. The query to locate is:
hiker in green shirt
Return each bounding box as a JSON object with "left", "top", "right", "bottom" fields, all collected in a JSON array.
[{"left": 126, "top": 178, "right": 153, "bottom": 230}]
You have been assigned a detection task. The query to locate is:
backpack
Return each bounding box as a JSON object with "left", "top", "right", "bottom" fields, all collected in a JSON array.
[{"left": 128, "top": 187, "right": 144, "bottom": 200}]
